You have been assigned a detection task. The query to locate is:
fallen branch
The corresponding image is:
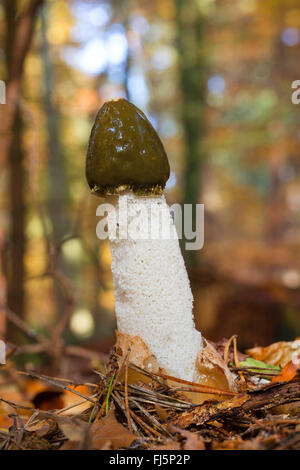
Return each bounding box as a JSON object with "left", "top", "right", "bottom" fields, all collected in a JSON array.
[{"left": 172, "top": 379, "right": 300, "bottom": 428}]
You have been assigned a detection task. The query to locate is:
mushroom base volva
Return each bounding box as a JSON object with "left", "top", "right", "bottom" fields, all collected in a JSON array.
[{"left": 86, "top": 99, "right": 170, "bottom": 196}]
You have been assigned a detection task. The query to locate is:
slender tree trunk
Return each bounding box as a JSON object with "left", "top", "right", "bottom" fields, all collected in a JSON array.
[
  {"left": 5, "top": 0, "right": 25, "bottom": 334},
  {"left": 7, "top": 110, "right": 25, "bottom": 325},
  {"left": 40, "top": 4, "right": 72, "bottom": 323},
  {"left": 266, "top": 14, "right": 286, "bottom": 245},
  {"left": 0, "top": 229, "right": 7, "bottom": 338},
  {"left": 175, "top": 0, "right": 206, "bottom": 267},
  {"left": 40, "top": 4, "right": 68, "bottom": 244},
  {"left": 0, "top": 0, "right": 44, "bottom": 170},
  {"left": 0, "top": 0, "right": 43, "bottom": 340}
]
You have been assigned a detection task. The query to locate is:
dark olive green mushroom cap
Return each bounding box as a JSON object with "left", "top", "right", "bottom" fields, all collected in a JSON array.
[{"left": 86, "top": 98, "right": 170, "bottom": 196}]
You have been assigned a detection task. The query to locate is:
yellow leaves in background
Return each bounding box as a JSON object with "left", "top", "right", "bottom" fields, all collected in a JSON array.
[
  {"left": 24, "top": 238, "right": 47, "bottom": 276},
  {"left": 24, "top": 54, "right": 42, "bottom": 83},
  {"left": 98, "top": 290, "right": 115, "bottom": 312},
  {"left": 285, "top": 9, "right": 300, "bottom": 28},
  {"left": 26, "top": 277, "right": 57, "bottom": 329},
  {"left": 157, "top": 0, "right": 175, "bottom": 21},
  {"left": 62, "top": 238, "right": 84, "bottom": 264},
  {"left": 98, "top": 242, "right": 112, "bottom": 269},
  {"left": 73, "top": 88, "right": 100, "bottom": 115},
  {"left": 97, "top": 243, "right": 115, "bottom": 312},
  {"left": 70, "top": 308, "right": 95, "bottom": 339},
  {"left": 26, "top": 216, "right": 44, "bottom": 239},
  {"left": 46, "top": 1, "right": 74, "bottom": 46},
  {"left": 63, "top": 116, "right": 91, "bottom": 148}
]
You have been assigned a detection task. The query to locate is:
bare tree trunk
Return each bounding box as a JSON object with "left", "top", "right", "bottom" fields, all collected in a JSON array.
[
  {"left": 266, "top": 14, "right": 286, "bottom": 245},
  {"left": 40, "top": 4, "right": 71, "bottom": 321},
  {"left": 0, "top": 0, "right": 43, "bottom": 339},
  {"left": 7, "top": 110, "right": 25, "bottom": 327},
  {"left": 0, "top": 0, "right": 44, "bottom": 169},
  {"left": 0, "top": 230, "right": 7, "bottom": 338},
  {"left": 175, "top": 0, "right": 206, "bottom": 267},
  {"left": 40, "top": 4, "right": 69, "bottom": 244}
]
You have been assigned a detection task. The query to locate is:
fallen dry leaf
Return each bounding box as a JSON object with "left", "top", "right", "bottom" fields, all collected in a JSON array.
[
  {"left": 0, "top": 410, "right": 15, "bottom": 430},
  {"left": 60, "top": 440, "right": 80, "bottom": 450},
  {"left": 271, "top": 355, "right": 300, "bottom": 383},
  {"left": 155, "top": 404, "right": 169, "bottom": 422},
  {"left": 61, "top": 385, "right": 92, "bottom": 415},
  {"left": 24, "top": 378, "right": 49, "bottom": 398},
  {"left": 212, "top": 437, "right": 243, "bottom": 450},
  {"left": 89, "top": 410, "right": 136, "bottom": 450},
  {"left": 183, "top": 433, "right": 205, "bottom": 450},
  {"left": 169, "top": 425, "right": 205, "bottom": 450},
  {"left": 270, "top": 402, "right": 300, "bottom": 415},
  {"left": 247, "top": 339, "right": 300, "bottom": 367},
  {"left": 58, "top": 418, "right": 87, "bottom": 442},
  {"left": 194, "top": 339, "right": 237, "bottom": 394},
  {"left": 152, "top": 441, "right": 181, "bottom": 450},
  {"left": 115, "top": 331, "right": 156, "bottom": 370}
]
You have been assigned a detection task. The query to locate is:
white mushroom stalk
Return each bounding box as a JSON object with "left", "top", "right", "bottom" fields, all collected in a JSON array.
[
  {"left": 107, "top": 193, "right": 202, "bottom": 382},
  {"left": 86, "top": 98, "right": 234, "bottom": 391}
]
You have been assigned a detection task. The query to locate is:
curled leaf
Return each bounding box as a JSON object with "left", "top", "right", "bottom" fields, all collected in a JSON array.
[
  {"left": 271, "top": 354, "right": 300, "bottom": 383},
  {"left": 115, "top": 331, "right": 158, "bottom": 371},
  {"left": 194, "top": 339, "right": 237, "bottom": 393},
  {"left": 247, "top": 339, "right": 300, "bottom": 367}
]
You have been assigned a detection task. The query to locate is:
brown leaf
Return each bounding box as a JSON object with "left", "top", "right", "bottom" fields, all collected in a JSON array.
[
  {"left": 169, "top": 425, "right": 205, "bottom": 450},
  {"left": 115, "top": 331, "right": 156, "bottom": 370},
  {"left": 59, "top": 419, "right": 87, "bottom": 442},
  {"left": 183, "top": 432, "right": 205, "bottom": 450},
  {"left": 270, "top": 402, "right": 300, "bottom": 415},
  {"left": 194, "top": 338, "right": 237, "bottom": 394},
  {"left": 60, "top": 441, "right": 80, "bottom": 450},
  {"left": 151, "top": 441, "right": 181, "bottom": 450},
  {"left": 212, "top": 438, "right": 242, "bottom": 450},
  {"left": 247, "top": 339, "right": 300, "bottom": 367},
  {"left": 0, "top": 412, "right": 14, "bottom": 430},
  {"left": 89, "top": 410, "right": 136, "bottom": 450},
  {"left": 271, "top": 355, "right": 300, "bottom": 383},
  {"left": 215, "top": 436, "right": 263, "bottom": 450},
  {"left": 155, "top": 404, "right": 169, "bottom": 422}
]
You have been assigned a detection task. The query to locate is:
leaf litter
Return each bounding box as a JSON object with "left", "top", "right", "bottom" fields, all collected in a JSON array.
[{"left": 0, "top": 337, "right": 300, "bottom": 450}]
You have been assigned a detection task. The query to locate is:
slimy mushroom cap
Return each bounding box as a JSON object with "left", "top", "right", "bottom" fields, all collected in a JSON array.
[{"left": 86, "top": 98, "right": 170, "bottom": 196}]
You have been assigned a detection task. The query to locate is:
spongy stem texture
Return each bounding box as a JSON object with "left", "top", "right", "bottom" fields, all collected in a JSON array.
[{"left": 107, "top": 193, "right": 202, "bottom": 381}]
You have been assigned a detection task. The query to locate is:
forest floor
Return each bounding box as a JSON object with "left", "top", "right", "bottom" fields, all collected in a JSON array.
[{"left": 0, "top": 336, "right": 300, "bottom": 450}]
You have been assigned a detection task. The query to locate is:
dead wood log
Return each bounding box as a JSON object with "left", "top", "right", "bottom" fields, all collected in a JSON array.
[{"left": 172, "top": 379, "right": 300, "bottom": 428}]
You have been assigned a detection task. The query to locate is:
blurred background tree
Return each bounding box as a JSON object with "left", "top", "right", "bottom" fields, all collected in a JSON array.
[{"left": 1, "top": 0, "right": 300, "bottom": 370}]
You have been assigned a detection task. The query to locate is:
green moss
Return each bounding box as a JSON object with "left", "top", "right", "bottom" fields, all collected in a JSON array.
[{"left": 86, "top": 99, "right": 170, "bottom": 196}]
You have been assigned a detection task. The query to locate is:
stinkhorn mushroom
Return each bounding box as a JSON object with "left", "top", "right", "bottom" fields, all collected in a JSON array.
[{"left": 86, "top": 98, "right": 234, "bottom": 392}]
